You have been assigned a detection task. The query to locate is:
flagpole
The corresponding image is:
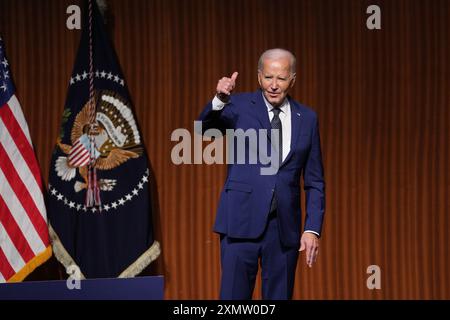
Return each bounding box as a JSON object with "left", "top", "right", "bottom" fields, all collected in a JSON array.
[{"left": 86, "top": 0, "right": 101, "bottom": 208}]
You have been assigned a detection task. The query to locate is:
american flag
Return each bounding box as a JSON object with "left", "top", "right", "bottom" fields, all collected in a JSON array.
[{"left": 0, "top": 37, "right": 51, "bottom": 283}]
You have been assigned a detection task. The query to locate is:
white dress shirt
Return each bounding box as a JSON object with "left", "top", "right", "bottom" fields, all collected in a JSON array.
[{"left": 261, "top": 94, "right": 291, "bottom": 162}]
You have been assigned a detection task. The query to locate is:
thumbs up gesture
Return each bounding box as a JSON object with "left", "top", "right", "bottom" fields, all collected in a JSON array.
[{"left": 216, "top": 71, "right": 238, "bottom": 103}]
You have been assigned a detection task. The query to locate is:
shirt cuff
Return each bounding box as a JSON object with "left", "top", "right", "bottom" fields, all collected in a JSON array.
[
  {"left": 303, "top": 230, "right": 320, "bottom": 237},
  {"left": 212, "top": 95, "right": 227, "bottom": 110}
]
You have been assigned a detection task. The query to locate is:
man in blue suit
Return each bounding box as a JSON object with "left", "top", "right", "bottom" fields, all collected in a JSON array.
[{"left": 198, "top": 48, "right": 325, "bottom": 299}]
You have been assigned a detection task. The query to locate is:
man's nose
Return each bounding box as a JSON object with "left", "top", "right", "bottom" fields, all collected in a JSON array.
[{"left": 270, "top": 79, "right": 279, "bottom": 91}]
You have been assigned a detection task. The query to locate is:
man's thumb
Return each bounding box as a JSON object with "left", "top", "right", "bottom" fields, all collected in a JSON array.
[
  {"left": 299, "top": 242, "right": 305, "bottom": 252},
  {"left": 231, "top": 71, "right": 238, "bottom": 82}
]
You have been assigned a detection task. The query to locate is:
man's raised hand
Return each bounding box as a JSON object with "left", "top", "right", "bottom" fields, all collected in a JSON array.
[{"left": 216, "top": 71, "right": 238, "bottom": 102}]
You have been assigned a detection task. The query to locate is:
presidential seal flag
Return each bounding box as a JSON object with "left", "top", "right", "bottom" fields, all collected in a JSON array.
[
  {"left": 48, "top": 0, "right": 160, "bottom": 278},
  {"left": 0, "top": 37, "right": 51, "bottom": 282}
]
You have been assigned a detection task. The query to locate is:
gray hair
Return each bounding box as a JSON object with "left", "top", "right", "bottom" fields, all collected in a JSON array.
[{"left": 257, "top": 48, "right": 296, "bottom": 74}]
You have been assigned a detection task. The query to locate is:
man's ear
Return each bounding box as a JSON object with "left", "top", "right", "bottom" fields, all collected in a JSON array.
[
  {"left": 289, "top": 73, "right": 297, "bottom": 88},
  {"left": 257, "top": 71, "right": 263, "bottom": 87}
]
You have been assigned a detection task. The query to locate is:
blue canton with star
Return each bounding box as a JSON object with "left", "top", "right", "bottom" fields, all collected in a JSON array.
[{"left": 0, "top": 37, "right": 15, "bottom": 107}]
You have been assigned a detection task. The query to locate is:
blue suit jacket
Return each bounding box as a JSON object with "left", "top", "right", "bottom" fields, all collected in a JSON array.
[{"left": 198, "top": 90, "right": 325, "bottom": 248}]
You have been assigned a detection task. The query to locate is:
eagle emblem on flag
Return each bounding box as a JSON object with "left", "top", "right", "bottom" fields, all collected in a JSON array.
[{"left": 54, "top": 90, "right": 142, "bottom": 194}]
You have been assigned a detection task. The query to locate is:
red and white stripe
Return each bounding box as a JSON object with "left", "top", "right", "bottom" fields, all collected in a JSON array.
[
  {"left": 68, "top": 137, "right": 90, "bottom": 167},
  {"left": 0, "top": 94, "right": 50, "bottom": 282}
]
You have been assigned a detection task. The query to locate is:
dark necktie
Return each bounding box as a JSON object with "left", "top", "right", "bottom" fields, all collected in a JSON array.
[
  {"left": 269, "top": 107, "right": 282, "bottom": 213},
  {"left": 271, "top": 108, "right": 283, "bottom": 165}
]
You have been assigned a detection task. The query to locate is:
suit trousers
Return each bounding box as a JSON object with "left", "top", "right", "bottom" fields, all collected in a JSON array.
[{"left": 219, "top": 212, "right": 299, "bottom": 299}]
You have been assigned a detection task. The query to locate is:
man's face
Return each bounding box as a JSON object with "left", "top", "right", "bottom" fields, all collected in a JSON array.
[{"left": 257, "top": 57, "right": 296, "bottom": 107}]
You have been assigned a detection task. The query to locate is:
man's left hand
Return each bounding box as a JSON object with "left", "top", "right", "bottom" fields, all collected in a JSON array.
[{"left": 299, "top": 232, "right": 319, "bottom": 268}]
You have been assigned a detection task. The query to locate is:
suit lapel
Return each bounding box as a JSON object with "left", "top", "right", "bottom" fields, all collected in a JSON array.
[
  {"left": 251, "top": 90, "right": 272, "bottom": 136},
  {"left": 281, "top": 98, "right": 303, "bottom": 166}
]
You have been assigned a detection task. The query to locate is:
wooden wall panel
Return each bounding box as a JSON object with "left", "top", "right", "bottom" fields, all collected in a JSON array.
[{"left": 0, "top": 0, "right": 449, "bottom": 299}]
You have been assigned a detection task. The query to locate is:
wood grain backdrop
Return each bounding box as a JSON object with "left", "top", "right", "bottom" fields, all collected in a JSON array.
[{"left": 0, "top": 0, "right": 449, "bottom": 299}]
